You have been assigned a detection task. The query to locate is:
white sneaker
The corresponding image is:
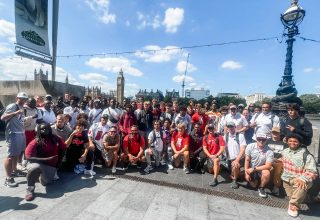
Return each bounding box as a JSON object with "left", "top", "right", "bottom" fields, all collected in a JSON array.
[
  {"left": 17, "top": 163, "right": 27, "bottom": 171},
  {"left": 168, "top": 164, "right": 174, "bottom": 170},
  {"left": 84, "top": 169, "right": 96, "bottom": 176},
  {"left": 112, "top": 166, "right": 116, "bottom": 174}
]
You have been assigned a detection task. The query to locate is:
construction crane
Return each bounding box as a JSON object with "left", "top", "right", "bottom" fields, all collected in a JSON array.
[{"left": 181, "top": 53, "right": 190, "bottom": 98}]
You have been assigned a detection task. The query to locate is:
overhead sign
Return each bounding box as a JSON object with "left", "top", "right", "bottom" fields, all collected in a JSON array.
[{"left": 15, "top": 0, "right": 51, "bottom": 56}]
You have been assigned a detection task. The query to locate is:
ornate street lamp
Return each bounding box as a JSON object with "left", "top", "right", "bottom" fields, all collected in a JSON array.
[{"left": 272, "top": 0, "right": 305, "bottom": 117}]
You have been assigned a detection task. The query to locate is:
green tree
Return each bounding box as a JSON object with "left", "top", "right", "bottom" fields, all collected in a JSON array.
[{"left": 300, "top": 94, "right": 320, "bottom": 114}]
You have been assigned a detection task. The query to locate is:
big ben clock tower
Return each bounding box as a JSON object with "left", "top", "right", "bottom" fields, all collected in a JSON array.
[{"left": 116, "top": 68, "right": 125, "bottom": 104}]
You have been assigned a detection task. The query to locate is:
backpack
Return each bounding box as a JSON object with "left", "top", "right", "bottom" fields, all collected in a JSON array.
[
  {"left": 151, "top": 130, "right": 164, "bottom": 147},
  {"left": 302, "top": 149, "right": 320, "bottom": 198},
  {"left": 299, "top": 117, "right": 312, "bottom": 146},
  {"left": 225, "top": 132, "right": 240, "bottom": 146}
]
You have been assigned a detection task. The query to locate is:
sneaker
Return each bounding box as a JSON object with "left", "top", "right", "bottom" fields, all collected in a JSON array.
[
  {"left": 258, "top": 187, "right": 267, "bottom": 198},
  {"left": 53, "top": 171, "right": 60, "bottom": 181},
  {"left": 4, "top": 177, "right": 18, "bottom": 187},
  {"left": 17, "top": 163, "right": 27, "bottom": 171},
  {"left": 12, "top": 170, "right": 27, "bottom": 177},
  {"left": 112, "top": 166, "right": 117, "bottom": 174},
  {"left": 288, "top": 204, "right": 298, "bottom": 217},
  {"left": 168, "top": 164, "right": 174, "bottom": 170},
  {"left": 144, "top": 165, "right": 153, "bottom": 174},
  {"left": 200, "top": 167, "right": 205, "bottom": 174},
  {"left": 209, "top": 178, "right": 218, "bottom": 187},
  {"left": 184, "top": 167, "right": 190, "bottom": 174},
  {"left": 230, "top": 180, "right": 239, "bottom": 189},
  {"left": 137, "top": 162, "right": 142, "bottom": 169},
  {"left": 25, "top": 186, "right": 35, "bottom": 201},
  {"left": 84, "top": 169, "right": 96, "bottom": 176},
  {"left": 272, "top": 186, "right": 280, "bottom": 196}
]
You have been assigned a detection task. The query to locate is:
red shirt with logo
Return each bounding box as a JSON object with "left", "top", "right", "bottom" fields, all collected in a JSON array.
[
  {"left": 203, "top": 133, "right": 225, "bottom": 155},
  {"left": 172, "top": 132, "right": 190, "bottom": 151},
  {"left": 123, "top": 134, "right": 145, "bottom": 156}
]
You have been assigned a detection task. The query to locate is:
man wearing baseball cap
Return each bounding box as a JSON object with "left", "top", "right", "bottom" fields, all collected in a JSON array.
[
  {"left": 1, "top": 92, "right": 29, "bottom": 187},
  {"left": 245, "top": 132, "right": 274, "bottom": 198}
]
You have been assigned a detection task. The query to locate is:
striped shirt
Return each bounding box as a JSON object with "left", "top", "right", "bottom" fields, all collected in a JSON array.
[{"left": 281, "top": 147, "right": 318, "bottom": 183}]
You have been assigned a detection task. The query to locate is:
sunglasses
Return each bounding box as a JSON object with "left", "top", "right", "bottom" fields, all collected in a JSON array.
[
  {"left": 230, "top": 108, "right": 236, "bottom": 110},
  {"left": 109, "top": 130, "right": 116, "bottom": 133},
  {"left": 256, "top": 138, "right": 267, "bottom": 142}
]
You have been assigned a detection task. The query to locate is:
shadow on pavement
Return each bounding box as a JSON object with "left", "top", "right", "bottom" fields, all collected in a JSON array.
[{"left": 0, "top": 196, "right": 38, "bottom": 213}]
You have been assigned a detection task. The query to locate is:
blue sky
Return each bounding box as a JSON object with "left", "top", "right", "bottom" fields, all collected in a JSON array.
[{"left": 0, "top": 0, "right": 319, "bottom": 98}]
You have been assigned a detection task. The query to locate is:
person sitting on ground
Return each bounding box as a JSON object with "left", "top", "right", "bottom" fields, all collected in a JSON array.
[
  {"left": 121, "top": 125, "right": 145, "bottom": 169},
  {"left": 171, "top": 123, "right": 190, "bottom": 174},
  {"left": 245, "top": 133, "right": 274, "bottom": 198},
  {"left": 224, "top": 121, "right": 246, "bottom": 189},
  {"left": 102, "top": 126, "right": 120, "bottom": 174},
  {"left": 65, "top": 119, "right": 95, "bottom": 176},
  {"left": 281, "top": 133, "right": 318, "bottom": 218},
  {"left": 144, "top": 120, "right": 164, "bottom": 174},
  {"left": 24, "top": 123, "right": 66, "bottom": 201},
  {"left": 265, "top": 126, "right": 288, "bottom": 196},
  {"left": 203, "top": 123, "right": 225, "bottom": 187},
  {"left": 88, "top": 114, "right": 110, "bottom": 165},
  {"left": 189, "top": 123, "right": 206, "bottom": 173}
]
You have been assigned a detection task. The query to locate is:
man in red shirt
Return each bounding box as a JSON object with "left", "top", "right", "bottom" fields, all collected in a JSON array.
[
  {"left": 171, "top": 123, "right": 190, "bottom": 174},
  {"left": 121, "top": 125, "right": 145, "bottom": 169},
  {"left": 25, "top": 123, "right": 66, "bottom": 201},
  {"left": 203, "top": 124, "right": 225, "bottom": 186}
]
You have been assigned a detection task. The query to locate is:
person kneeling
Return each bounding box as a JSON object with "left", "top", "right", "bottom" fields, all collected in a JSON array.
[
  {"left": 25, "top": 123, "right": 66, "bottom": 201},
  {"left": 171, "top": 123, "right": 190, "bottom": 174},
  {"left": 203, "top": 124, "right": 225, "bottom": 187},
  {"left": 144, "top": 120, "right": 164, "bottom": 174},
  {"left": 121, "top": 125, "right": 145, "bottom": 169},
  {"left": 281, "top": 134, "right": 318, "bottom": 218},
  {"left": 245, "top": 133, "right": 273, "bottom": 198},
  {"left": 102, "top": 126, "right": 120, "bottom": 174}
]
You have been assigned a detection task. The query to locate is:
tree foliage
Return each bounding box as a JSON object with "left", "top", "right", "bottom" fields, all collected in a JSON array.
[{"left": 300, "top": 94, "right": 320, "bottom": 114}]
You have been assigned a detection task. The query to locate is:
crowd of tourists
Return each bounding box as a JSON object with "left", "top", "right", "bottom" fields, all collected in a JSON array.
[{"left": 1, "top": 92, "right": 319, "bottom": 217}]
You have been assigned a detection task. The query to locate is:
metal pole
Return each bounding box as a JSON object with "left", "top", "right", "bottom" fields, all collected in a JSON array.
[{"left": 52, "top": 0, "right": 59, "bottom": 82}]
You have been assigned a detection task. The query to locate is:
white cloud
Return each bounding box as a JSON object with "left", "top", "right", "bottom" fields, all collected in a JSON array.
[
  {"left": 137, "top": 12, "right": 161, "bottom": 30},
  {"left": 221, "top": 60, "right": 243, "bottom": 70},
  {"left": 85, "top": 0, "right": 116, "bottom": 24},
  {"left": 172, "top": 74, "right": 194, "bottom": 83},
  {"left": 163, "top": 8, "right": 184, "bottom": 33},
  {"left": 176, "top": 60, "right": 197, "bottom": 73},
  {"left": 0, "top": 19, "right": 15, "bottom": 42},
  {"left": 0, "top": 43, "right": 13, "bottom": 54},
  {"left": 85, "top": 56, "right": 143, "bottom": 77},
  {"left": 79, "top": 73, "right": 108, "bottom": 81},
  {"left": 125, "top": 83, "right": 139, "bottom": 97},
  {"left": 0, "top": 56, "right": 80, "bottom": 85},
  {"left": 135, "top": 45, "right": 181, "bottom": 63},
  {"left": 303, "top": 67, "right": 315, "bottom": 73},
  {"left": 188, "top": 82, "right": 197, "bottom": 87}
]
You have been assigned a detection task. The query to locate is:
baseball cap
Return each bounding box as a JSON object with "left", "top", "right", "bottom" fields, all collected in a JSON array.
[
  {"left": 238, "top": 104, "right": 244, "bottom": 108},
  {"left": 226, "top": 121, "right": 236, "bottom": 127},
  {"left": 207, "top": 124, "right": 215, "bottom": 129},
  {"left": 230, "top": 104, "right": 237, "bottom": 109},
  {"left": 271, "top": 127, "right": 280, "bottom": 133},
  {"left": 256, "top": 133, "right": 267, "bottom": 139},
  {"left": 17, "top": 92, "right": 28, "bottom": 99}
]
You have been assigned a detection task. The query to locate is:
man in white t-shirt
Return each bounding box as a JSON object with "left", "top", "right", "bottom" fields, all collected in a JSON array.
[
  {"left": 88, "top": 114, "right": 110, "bottom": 164},
  {"left": 250, "top": 101, "right": 279, "bottom": 141},
  {"left": 102, "top": 99, "right": 122, "bottom": 128},
  {"left": 144, "top": 120, "right": 164, "bottom": 174},
  {"left": 224, "top": 104, "right": 248, "bottom": 134},
  {"left": 88, "top": 99, "right": 103, "bottom": 125},
  {"left": 224, "top": 121, "right": 246, "bottom": 189}
]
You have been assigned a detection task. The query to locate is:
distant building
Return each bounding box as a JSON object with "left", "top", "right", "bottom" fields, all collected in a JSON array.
[
  {"left": 217, "top": 93, "right": 241, "bottom": 98},
  {"left": 135, "top": 89, "right": 164, "bottom": 101},
  {"left": 245, "top": 93, "right": 265, "bottom": 105},
  {"left": 34, "top": 68, "right": 48, "bottom": 80},
  {"left": 116, "top": 69, "right": 125, "bottom": 104},
  {"left": 185, "top": 88, "right": 210, "bottom": 100},
  {"left": 165, "top": 89, "right": 179, "bottom": 99},
  {"left": 85, "top": 86, "right": 102, "bottom": 98}
]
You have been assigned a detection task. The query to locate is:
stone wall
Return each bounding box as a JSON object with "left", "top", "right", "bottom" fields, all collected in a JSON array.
[
  {"left": 0, "top": 80, "right": 85, "bottom": 107},
  {"left": 309, "top": 128, "right": 320, "bottom": 164}
]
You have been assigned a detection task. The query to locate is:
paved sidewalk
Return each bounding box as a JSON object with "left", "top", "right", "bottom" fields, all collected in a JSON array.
[{"left": 0, "top": 140, "right": 319, "bottom": 220}]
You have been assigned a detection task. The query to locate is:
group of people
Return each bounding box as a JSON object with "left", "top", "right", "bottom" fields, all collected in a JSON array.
[{"left": 1, "top": 92, "right": 319, "bottom": 217}]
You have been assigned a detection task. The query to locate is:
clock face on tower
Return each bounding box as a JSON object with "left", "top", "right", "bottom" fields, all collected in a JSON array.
[{"left": 117, "top": 78, "right": 122, "bottom": 84}]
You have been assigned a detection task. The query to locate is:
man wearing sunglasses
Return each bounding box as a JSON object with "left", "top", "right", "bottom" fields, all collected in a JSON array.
[
  {"left": 224, "top": 104, "right": 248, "bottom": 135},
  {"left": 245, "top": 133, "right": 274, "bottom": 198}
]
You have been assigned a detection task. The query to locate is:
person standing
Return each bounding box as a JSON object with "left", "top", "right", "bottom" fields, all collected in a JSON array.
[{"left": 1, "top": 92, "right": 29, "bottom": 187}]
